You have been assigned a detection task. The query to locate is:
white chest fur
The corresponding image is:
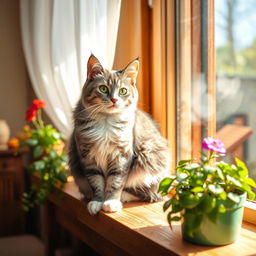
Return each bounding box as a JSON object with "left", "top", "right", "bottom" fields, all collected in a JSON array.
[{"left": 83, "top": 113, "right": 135, "bottom": 172}]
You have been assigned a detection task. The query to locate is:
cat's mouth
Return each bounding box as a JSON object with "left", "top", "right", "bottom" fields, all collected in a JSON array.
[{"left": 109, "top": 104, "right": 119, "bottom": 109}]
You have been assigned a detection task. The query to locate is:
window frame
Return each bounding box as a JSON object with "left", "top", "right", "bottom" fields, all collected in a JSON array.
[
  {"left": 150, "top": 0, "right": 176, "bottom": 170},
  {"left": 116, "top": 0, "right": 256, "bottom": 224},
  {"left": 152, "top": 0, "right": 256, "bottom": 224}
]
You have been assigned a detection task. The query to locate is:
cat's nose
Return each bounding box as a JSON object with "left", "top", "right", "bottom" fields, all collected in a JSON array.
[{"left": 111, "top": 98, "right": 118, "bottom": 103}]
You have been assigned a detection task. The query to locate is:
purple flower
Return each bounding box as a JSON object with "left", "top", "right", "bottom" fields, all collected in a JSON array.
[{"left": 202, "top": 137, "right": 226, "bottom": 154}]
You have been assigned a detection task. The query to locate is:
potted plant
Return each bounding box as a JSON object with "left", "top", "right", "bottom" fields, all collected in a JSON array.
[
  {"left": 18, "top": 99, "right": 69, "bottom": 211},
  {"left": 158, "top": 137, "right": 256, "bottom": 246}
]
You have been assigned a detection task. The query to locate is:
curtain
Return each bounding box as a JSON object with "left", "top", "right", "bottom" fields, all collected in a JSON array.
[{"left": 20, "top": 0, "right": 121, "bottom": 137}]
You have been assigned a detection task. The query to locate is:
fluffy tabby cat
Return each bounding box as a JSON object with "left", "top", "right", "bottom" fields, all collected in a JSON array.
[{"left": 68, "top": 54, "right": 170, "bottom": 215}]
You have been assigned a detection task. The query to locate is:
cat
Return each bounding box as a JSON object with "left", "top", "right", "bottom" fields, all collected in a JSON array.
[{"left": 68, "top": 54, "right": 170, "bottom": 215}]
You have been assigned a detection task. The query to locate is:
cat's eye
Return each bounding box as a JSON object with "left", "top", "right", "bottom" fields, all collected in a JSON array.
[
  {"left": 119, "top": 88, "right": 128, "bottom": 95},
  {"left": 99, "top": 85, "right": 108, "bottom": 94}
]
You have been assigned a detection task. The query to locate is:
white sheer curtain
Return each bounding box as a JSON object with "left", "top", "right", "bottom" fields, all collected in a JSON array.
[{"left": 20, "top": 0, "right": 121, "bottom": 137}]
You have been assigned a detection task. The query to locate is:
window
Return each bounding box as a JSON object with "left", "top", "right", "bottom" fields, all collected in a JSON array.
[
  {"left": 215, "top": 0, "right": 256, "bottom": 197},
  {"left": 175, "top": 0, "right": 256, "bottom": 224},
  {"left": 115, "top": 1, "right": 256, "bottom": 223},
  {"left": 215, "top": 0, "right": 256, "bottom": 223}
]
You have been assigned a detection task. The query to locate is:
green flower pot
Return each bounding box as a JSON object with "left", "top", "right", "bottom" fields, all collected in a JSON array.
[{"left": 182, "top": 193, "right": 246, "bottom": 246}]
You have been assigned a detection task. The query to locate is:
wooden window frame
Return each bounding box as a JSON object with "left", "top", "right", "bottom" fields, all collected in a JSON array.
[
  {"left": 176, "top": 0, "right": 216, "bottom": 161},
  {"left": 150, "top": 0, "right": 176, "bottom": 170},
  {"left": 177, "top": 0, "right": 256, "bottom": 225},
  {"left": 115, "top": 0, "right": 256, "bottom": 225}
]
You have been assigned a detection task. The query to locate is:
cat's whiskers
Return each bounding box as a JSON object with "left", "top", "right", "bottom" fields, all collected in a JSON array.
[
  {"left": 86, "top": 104, "right": 107, "bottom": 120},
  {"left": 76, "top": 103, "right": 108, "bottom": 119}
]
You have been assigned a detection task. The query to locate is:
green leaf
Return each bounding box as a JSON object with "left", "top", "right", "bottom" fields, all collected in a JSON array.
[
  {"left": 198, "top": 195, "right": 216, "bottom": 213},
  {"left": 22, "top": 205, "right": 29, "bottom": 212},
  {"left": 33, "top": 160, "right": 45, "bottom": 170},
  {"left": 227, "top": 192, "right": 240, "bottom": 203},
  {"left": 179, "top": 192, "right": 201, "bottom": 209},
  {"left": 185, "top": 163, "right": 200, "bottom": 170},
  {"left": 226, "top": 175, "right": 242, "bottom": 187},
  {"left": 247, "top": 190, "right": 256, "bottom": 201},
  {"left": 49, "top": 149, "right": 57, "bottom": 159},
  {"left": 176, "top": 173, "right": 188, "bottom": 182},
  {"left": 163, "top": 198, "right": 173, "bottom": 212},
  {"left": 167, "top": 212, "right": 181, "bottom": 227},
  {"left": 44, "top": 173, "right": 49, "bottom": 181},
  {"left": 61, "top": 154, "right": 68, "bottom": 162},
  {"left": 58, "top": 172, "right": 68, "bottom": 183},
  {"left": 170, "top": 216, "right": 181, "bottom": 222},
  {"left": 204, "top": 165, "right": 216, "bottom": 174},
  {"left": 191, "top": 186, "right": 204, "bottom": 193},
  {"left": 191, "top": 172, "right": 206, "bottom": 186},
  {"left": 218, "top": 204, "right": 226, "bottom": 213},
  {"left": 26, "top": 138, "right": 38, "bottom": 146},
  {"left": 208, "top": 184, "right": 224, "bottom": 195},
  {"left": 171, "top": 203, "right": 183, "bottom": 214},
  {"left": 244, "top": 177, "right": 256, "bottom": 188},
  {"left": 158, "top": 177, "right": 173, "bottom": 194},
  {"left": 33, "top": 145, "right": 44, "bottom": 158},
  {"left": 241, "top": 182, "right": 253, "bottom": 194},
  {"left": 52, "top": 132, "right": 61, "bottom": 140},
  {"left": 178, "top": 159, "right": 191, "bottom": 166},
  {"left": 219, "top": 191, "right": 227, "bottom": 200},
  {"left": 216, "top": 167, "right": 225, "bottom": 180},
  {"left": 235, "top": 158, "right": 248, "bottom": 177}
]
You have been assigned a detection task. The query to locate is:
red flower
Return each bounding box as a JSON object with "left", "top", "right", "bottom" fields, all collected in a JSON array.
[
  {"left": 26, "top": 107, "right": 37, "bottom": 121},
  {"left": 32, "top": 99, "right": 46, "bottom": 109}
]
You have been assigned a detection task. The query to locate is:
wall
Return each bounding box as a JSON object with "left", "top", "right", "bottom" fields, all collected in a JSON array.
[
  {"left": 113, "top": 0, "right": 150, "bottom": 112},
  {"left": 0, "top": 0, "right": 30, "bottom": 137}
]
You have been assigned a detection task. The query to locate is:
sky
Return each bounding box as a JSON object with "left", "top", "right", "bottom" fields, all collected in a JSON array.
[{"left": 215, "top": 0, "right": 256, "bottom": 50}]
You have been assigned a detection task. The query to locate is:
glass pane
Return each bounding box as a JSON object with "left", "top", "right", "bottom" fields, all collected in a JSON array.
[{"left": 215, "top": 0, "right": 256, "bottom": 195}]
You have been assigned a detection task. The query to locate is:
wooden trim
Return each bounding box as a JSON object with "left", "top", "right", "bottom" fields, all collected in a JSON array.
[
  {"left": 244, "top": 201, "right": 256, "bottom": 225},
  {"left": 166, "top": 0, "right": 176, "bottom": 170},
  {"left": 216, "top": 124, "right": 253, "bottom": 155},
  {"left": 151, "top": 0, "right": 167, "bottom": 136},
  {"left": 176, "top": 0, "right": 216, "bottom": 160},
  {"left": 191, "top": 0, "right": 202, "bottom": 159},
  {"left": 139, "top": 0, "right": 151, "bottom": 113},
  {"left": 178, "top": 0, "right": 192, "bottom": 159},
  {"left": 207, "top": 0, "right": 216, "bottom": 138},
  {"left": 151, "top": 0, "right": 176, "bottom": 170}
]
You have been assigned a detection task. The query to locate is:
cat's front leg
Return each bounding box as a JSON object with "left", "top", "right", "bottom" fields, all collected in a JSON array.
[
  {"left": 85, "top": 168, "right": 105, "bottom": 215},
  {"left": 103, "top": 169, "right": 127, "bottom": 213}
]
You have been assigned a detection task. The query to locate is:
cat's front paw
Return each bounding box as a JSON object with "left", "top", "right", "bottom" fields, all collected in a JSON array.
[
  {"left": 87, "top": 200, "right": 103, "bottom": 215},
  {"left": 103, "top": 199, "right": 123, "bottom": 213}
]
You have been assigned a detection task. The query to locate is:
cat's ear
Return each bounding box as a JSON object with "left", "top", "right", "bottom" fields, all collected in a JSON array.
[
  {"left": 87, "top": 54, "right": 104, "bottom": 80},
  {"left": 121, "top": 58, "right": 139, "bottom": 86}
]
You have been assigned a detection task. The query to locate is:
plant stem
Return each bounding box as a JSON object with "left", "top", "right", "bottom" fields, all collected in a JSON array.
[
  {"left": 32, "top": 119, "right": 40, "bottom": 130},
  {"left": 37, "top": 109, "right": 44, "bottom": 129}
]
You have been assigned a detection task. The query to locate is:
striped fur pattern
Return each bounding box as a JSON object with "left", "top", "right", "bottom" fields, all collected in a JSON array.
[{"left": 69, "top": 54, "right": 170, "bottom": 215}]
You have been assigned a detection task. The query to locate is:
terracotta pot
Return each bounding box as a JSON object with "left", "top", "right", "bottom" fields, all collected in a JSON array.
[{"left": 0, "top": 120, "right": 10, "bottom": 150}]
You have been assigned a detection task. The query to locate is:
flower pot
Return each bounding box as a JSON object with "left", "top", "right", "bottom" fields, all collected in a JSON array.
[
  {"left": 182, "top": 193, "right": 246, "bottom": 246},
  {"left": 0, "top": 120, "right": 10, "bottom": 150}
]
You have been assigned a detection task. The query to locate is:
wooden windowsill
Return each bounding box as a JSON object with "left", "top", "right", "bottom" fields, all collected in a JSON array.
[{"left": 43, "top": 179, "right": 256, "bottom": 256}]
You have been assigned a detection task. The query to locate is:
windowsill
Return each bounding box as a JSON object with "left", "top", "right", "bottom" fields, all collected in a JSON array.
[
  {"left": 42, "top": 178, "right": 256, "bottom": 256},
  {"left": 244, "top": 200, "right": 256, "bottom": 225}
]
